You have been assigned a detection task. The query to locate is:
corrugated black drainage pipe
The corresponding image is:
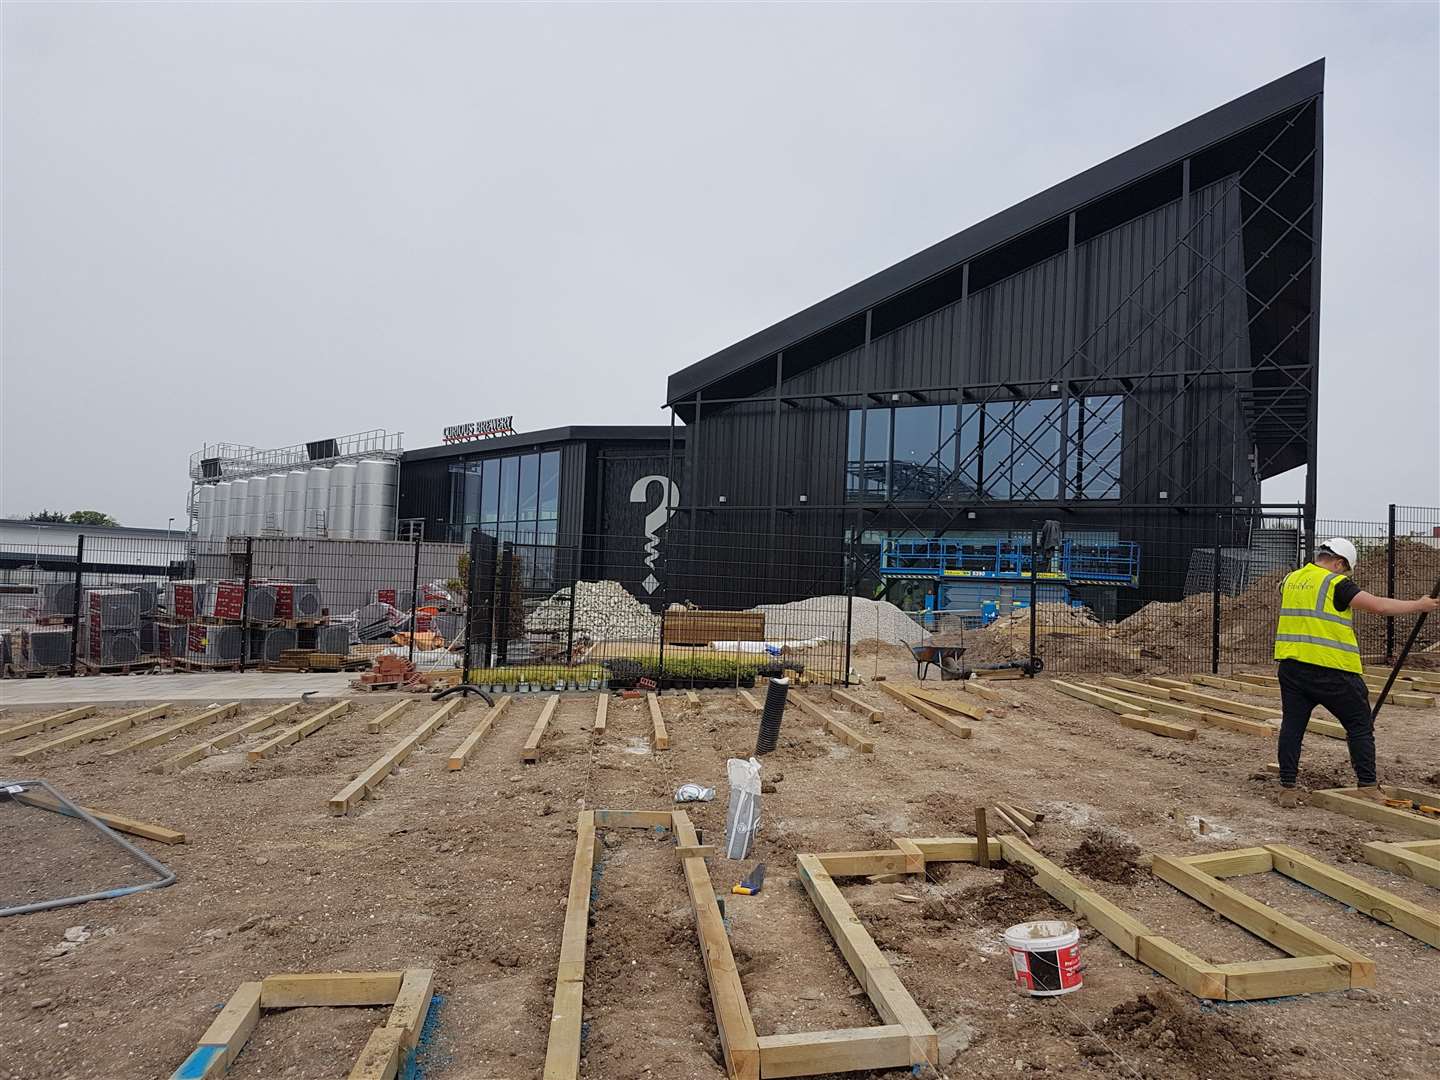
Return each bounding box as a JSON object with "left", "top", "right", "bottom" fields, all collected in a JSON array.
[{"left": 755, "top": 677, "right": 789, "bottom": 755}]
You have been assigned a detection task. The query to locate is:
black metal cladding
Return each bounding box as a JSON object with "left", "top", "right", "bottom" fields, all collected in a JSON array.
[{"left": 664, "top": 64, "right": 1324, "bottom": 609}]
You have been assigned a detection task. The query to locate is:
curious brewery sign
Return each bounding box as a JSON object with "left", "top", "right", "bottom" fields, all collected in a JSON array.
[{"left": 443, "top": 416, "right": 516, "bottom": 444}]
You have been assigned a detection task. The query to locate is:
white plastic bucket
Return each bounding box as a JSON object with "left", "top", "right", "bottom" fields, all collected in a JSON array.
[{"left": 1003, "top": 920, "right": 1082, "bottom": 996}]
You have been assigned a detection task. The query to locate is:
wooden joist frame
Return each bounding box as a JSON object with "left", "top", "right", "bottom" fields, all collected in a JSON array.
[
  {"left": 904, "top": 686, "right": 984, "bottom": 721},
  {"left": 1052, "top": 679, "right": 1146, "bottom": 716},
  {"left": 10, "top": 703, "right": 172, "bottom": 761},
  {"left": 0, "top": 704, "right": 96, "bottom": 744},
  {"left": 154, "top": 701, "right": 303, "bottom": 774},
  {"left": 1363, "top": 839, "right": 1440, "bottom": 888},
  {"left": 790, "top": 692, "right": 874, "bottom": 752},
  {"left": 1266, "top": 844, "right": 1439, "bottom": 946},
  {"left": 446, "top": 695, "right": 511, "bottom": 770},
  {"left": 15, "top": 790, "right": 186, "bottom": 844},
  {"left": 366, "top": 700, "right": 413, "bottom": 734},
  {"left": 102, "top": 702, "right": 241, "bottom": 758},
  {"left": 1088, "top": 680, "right": 1279, "bottom": 738},
  {"left": 1310, "top": 786, "right": 1440, "bottom": 838},
  {"left": 247, "top": 701, "right": 351, "bottom": 762},
  {"left": 330, "top": 698, "right": 465, "bottom": 815},
  {"left": 169, "top": 968, "right": 434, "bottom": 1080},
  {"left": 1138, "top": 679, "right": 1282, "bottom": 721},
  {"left": 523, "top": 694, "right": 561, "bottom": 763},
  {"left": 877, "top": 682, "right": 970, "bottom": 738},
  {"left": 647, "top": 692, "right": 670, "bottom": 750},
  {"left": 1117, "top": 712, "right": 1197, "bottom": 740}
]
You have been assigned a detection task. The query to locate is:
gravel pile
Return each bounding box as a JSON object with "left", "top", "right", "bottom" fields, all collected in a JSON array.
[
  {"left": 525, "top": 580, "right": 660, "bottom": 641},
  {"left": 750, "top": 595, "right": 927, "bottom": 646}
]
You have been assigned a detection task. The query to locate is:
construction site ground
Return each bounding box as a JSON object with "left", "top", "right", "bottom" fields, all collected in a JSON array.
[{"left": 1, "top": 654, "right": 1437, "bottom": 1080}]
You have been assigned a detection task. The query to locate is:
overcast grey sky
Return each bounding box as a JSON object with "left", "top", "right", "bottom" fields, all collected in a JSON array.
[{"left": 3, "top": 2, "right": 1437, "bottom": 528}]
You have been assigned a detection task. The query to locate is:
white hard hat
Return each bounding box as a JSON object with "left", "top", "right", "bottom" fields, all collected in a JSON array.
[{"left": 1318, "top": 537, "right": 1357, "bottom": 571}]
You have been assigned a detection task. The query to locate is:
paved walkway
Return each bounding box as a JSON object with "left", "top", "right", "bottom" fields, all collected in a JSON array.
[{"left": 0, "top": 672, "right": 356, "bottom": 706}]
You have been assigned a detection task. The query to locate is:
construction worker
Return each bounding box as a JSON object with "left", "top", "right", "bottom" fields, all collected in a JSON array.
[{"left": 1273, "top": 537, "right": 1439, "bottom": 808}]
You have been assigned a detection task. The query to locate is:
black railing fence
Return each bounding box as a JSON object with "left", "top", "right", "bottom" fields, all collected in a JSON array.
[{"left": 1, "top": 506, "right": 1435, "bottom": 685}]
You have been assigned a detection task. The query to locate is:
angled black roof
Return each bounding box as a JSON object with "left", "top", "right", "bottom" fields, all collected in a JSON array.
[
  {"left": 666, "top": 60, "right": 1325, "bottom": 406},
  {"left": 403, "top": 425, "right": 680, "bottom": 463}
]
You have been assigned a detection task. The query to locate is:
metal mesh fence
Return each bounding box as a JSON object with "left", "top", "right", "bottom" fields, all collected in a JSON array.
[{"left": 1, "top": 507, "right": 1434, "bottom": 685}]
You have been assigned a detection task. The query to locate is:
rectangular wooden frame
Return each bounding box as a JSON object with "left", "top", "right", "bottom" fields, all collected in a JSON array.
[
  {"left": 1363, "top": 839, "right": 1440, "bottom": 888},
  {"left": 169, "top": 968, "right": 434, "bottom": 1080},
  {"left": 330, "top": 698, "right": 465, "bottom": 815},
  {"left": 1310, "top": 786, "right": 1440, "bottom": 838}
]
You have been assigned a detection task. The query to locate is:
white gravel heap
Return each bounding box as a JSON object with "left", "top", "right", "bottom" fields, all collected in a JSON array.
[
  {"left": 749, "top": 595, "right": 927, "bottom": 646},
  {"left": 525, "top": 580, "right": 660, "bottom": 641}
]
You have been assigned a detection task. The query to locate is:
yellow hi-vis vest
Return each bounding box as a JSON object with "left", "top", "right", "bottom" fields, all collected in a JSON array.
[{"left": 1273, "top": 562, "right": 1363, "bottom": 672}]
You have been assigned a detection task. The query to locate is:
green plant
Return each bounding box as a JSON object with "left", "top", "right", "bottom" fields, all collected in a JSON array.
[{"left": 466, "top": 664, "right": 606, "bottom": 685}]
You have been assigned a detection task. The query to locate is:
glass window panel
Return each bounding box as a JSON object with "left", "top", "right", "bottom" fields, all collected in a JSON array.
[
  {"left": 1011, "top": 400, "right": 1061, "bottom": 500},
  {"left": 518, "top": 453, "right": 539, "bottom": 520},
  {"left": 498, "top": 456, "right": 519, "bottom": 522},
  {"left": 891, "top": 405, "right": 940, "bottom": 500},
  {"left": 449, "top": 464, "right": 467, "bottom": 534},
  {"left": 1067, "top": 395, "right": 1123, "bottom": 499},
  {"left": 846, "top": 411, "right": 863, "bottom": 499},
  {"left": 981, "top": 403, "right": 1013, "bottom": 499},
  {"left": 935, "top": 404, "right": 958, "bottom": 498},
  {"left": 539, "top": 451, "right": 561, "bottom": 518},
  {"left": 956, "top": 404, "right": 980, "bottom": 498},
  {"left": 481, "top": 458, "right": 500, "bottom": 523},
  {"left": 865, "top": 409, "right": 891, "bottom": 496},
  {"left": 464, "top": 461, "right": 483, "bottom": 525}
]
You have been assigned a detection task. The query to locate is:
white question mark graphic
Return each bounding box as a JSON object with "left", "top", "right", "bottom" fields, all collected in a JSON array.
[{"left": 630, "top": 474, "right": 679, "bottom": 593}]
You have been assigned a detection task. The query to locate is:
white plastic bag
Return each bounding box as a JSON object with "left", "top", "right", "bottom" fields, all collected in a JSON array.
[{"left": 724, "top": 757, "right": 762, "bottom": 859}]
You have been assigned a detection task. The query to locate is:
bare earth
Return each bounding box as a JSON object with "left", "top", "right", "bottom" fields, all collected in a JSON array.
[{"left": 1, "top": 659, "right": 1438, "bottom": 1080}]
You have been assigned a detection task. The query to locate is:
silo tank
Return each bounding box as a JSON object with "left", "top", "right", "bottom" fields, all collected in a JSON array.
[
  {"left": 228, "top": 478, "right": 250, "bottom": 539},
  {"left": 245, "top": 476, "right": 268, "bottom": 536},
  {"left": 212, "top": 482, "right": 232, "bottom": 542},
  {"left": 353, "top": 459, "right": 398, "bottom": 540},
  {"left": 196, "top": 484, "right": 215, "bottom": 543},
  {"left": 327, "top": 462, "right": 357, "bottom": 539},
  {"left": 282, "top": 470, "right": 307, "bottom": 535},
  {"left": 304, "top": 467, "right": 332, "bottom": 535},
  {"left": 263, "top": 473, "right": 286, "bottom": 532}
]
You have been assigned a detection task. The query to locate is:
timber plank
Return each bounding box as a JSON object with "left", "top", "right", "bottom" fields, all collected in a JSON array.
[
  {"left": 1266, "top": 844, "right": 1440, "bottom": 946},
  {"left": 1150, "top": 855, "right": 1375, "bottom": 986},
  {"left": 830, "top": 689, "right": 881, "bottom": 721},
  {"left": 330, "top": 698, "right": 464, "bottom": 814},
  {"left": 1216, "top": 956, "right": 1350, "bottom": 1000},
  {"left": 0, "top": 705, "right": 95, "bottom": 744},
  {"left": 593, "top": 694, "right": 608, "bottom": 731},
  {"left": 756, "top": 1025, "right": 911, "bottom": 1079},
  {"left": 647, "top": 692, "right": 669, "bottom": 750},
  {"left": 1118, "top": 712, "right": 1197, "bottom": 740},
  {"left": 685, "top": 690, "right": 701, "bottom": 706},
  {"left": 1135, "top": 937, "right": 1226, "bottom": 1000},
  {"left": 367, "top": 700, "right": 413, "bottom": 734},
  {"left": 737, "top": 689, "right": 762, "bottom": 712},
  {"left": 386, "top": 968, "right": 436, "bottom": 1050},
  {"left": 815, "top": 850, "right": 912, "bottom": 877},
  {"left": 905, "top": 836, "right": 1002, "bottom": 863},
  {"left": 906, "top": 686, "right": 985, "bottom": 721},
  {"left": 196, "top": 981, "right": 262, "bottom": 1072},
  {"left": 1363, "top": 841, "right": 1440, "bottom": 888},
  {"left": 1310, "top": 789, "right": 1440, "bottom": 839},
  {"left": 103, "top": 702, "right": 240, "bottom": 757},
  {"left": 671, "top": 810, "right": 715, "bottom": 859},
  {"left": 682, "top": 851, "right": 760, "bottom": 1079},
  {"left": 247, "top": 701, "right": 351, "bottom": 761},
  {"left": 791, "top": 692, "right": 874, "bottom": 752},
  {"left": 348, "top": 1026, "right": 403, "bottom": 1080},
  {"left": 446, "top": 695, "right": 511, "bottom": 770},
  {"left": 878, "top": 682, "right": 970, "bottom": 738},
  {"left": 259, "top": 972, "right": 404, "bottom": 1008},
  {"left": 11, "top": 703, "right": 172, "bottom": 760},
  {"left": 1089, "top": 681, "right": 1277, "bottom": 738},
  {"left": 522, "top": 694, "right": 561, "bottom": 763},
  {"left": 998, "top": 837, "right": 1148, "bottom": 958},
  {"left": 1052, "top": 679, "right": 1145, "bottom": 717},
  {"left": 1179, "top": 848, "right": 1274, "bottom": 877},
  {"left": 155, "top": 700, "right": 302, "bottom": 774},
  {"left": 1143, "top": 682, "right": 1283, "bottom": 721},
  {"left": 960, "top": 679, "right": 1006, "bottom": 702}
]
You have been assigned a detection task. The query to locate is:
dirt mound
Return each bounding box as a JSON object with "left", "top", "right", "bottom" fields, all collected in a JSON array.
[
  {"left": 1065, "top": 827, "right": 1143, "bottom": 884},
  {"left": 1097, "top": 991, "right": 1273, "bottom": 1080},
  {"left": 934, "top": 865, "right": 1059, "bottom": 927}
]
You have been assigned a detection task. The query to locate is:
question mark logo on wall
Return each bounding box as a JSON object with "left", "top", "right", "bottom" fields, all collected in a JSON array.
[{"left": 630, "top": 474, "right": 679, "bottom": 594}]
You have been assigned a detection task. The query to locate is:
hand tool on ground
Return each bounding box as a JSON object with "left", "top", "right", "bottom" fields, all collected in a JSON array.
[
  {"left": 731, "top": 863, "right": 767, "bottom": 895},
  {"left": 1371, "top": 574, "right": 1440, "bottom": 721}
]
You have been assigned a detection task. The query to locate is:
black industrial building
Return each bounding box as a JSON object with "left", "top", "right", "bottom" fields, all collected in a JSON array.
[
  {"left": 662, "top": 61, "right": 1324, "bottom": 616},
  {"left": 397, "top": 426, "right": 683, "bottom": 599}
]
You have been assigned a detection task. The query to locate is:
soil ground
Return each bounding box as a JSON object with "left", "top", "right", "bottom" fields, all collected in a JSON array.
[{"left": 1, "top": 658, "right": 1438, "bottom": 1080}]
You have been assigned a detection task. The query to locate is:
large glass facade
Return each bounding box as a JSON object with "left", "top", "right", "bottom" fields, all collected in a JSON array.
[
  {"left": 448, "top": 449, "right": 562, "bottom": 544},
  {"left": 846, "top": 396, "right": 1122, "bottom": 502}
]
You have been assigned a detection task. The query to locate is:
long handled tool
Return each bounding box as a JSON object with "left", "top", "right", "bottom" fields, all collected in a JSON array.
[{"left": 1371, "top": 575, "right": 1440, "bottom": 721}]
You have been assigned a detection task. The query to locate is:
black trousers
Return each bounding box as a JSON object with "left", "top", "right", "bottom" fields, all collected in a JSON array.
[{"left": 1276, "top": 658, "right": 1376, "bottom": 787}]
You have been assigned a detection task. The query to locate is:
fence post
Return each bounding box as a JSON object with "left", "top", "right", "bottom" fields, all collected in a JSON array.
[
  {"left": 843, "top": 544, "right": 856, "bottom": 688},
  {"left": 68, "top": 534, "right": 85, "bottom": 675},
  {"left": 408, "top": 536, "right": 422, "bottom": 667},
  {"left": 564, "top": 547, "right": 578, "bottom": 677},
  {"left": 463, "top": 528, "right": 481, "bottom": 678},
  {"left": 1386, "top": 503, "right": 1397, "bottom": 662},
  {"left": 239, "top": 537, "right": 253, "bottom": 672},
  {"left": 656, "top": 542, "right": 667, "bottom": 691},
  {"left": 1028, "top": 525, "right": 1039, "bottom": 668},
  {"left": 1211, "top": 514, "right": 1222, "bottom": 675}
]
